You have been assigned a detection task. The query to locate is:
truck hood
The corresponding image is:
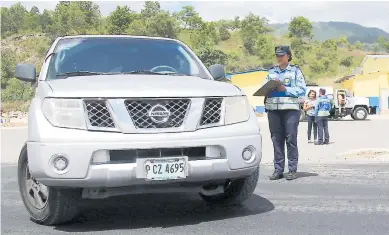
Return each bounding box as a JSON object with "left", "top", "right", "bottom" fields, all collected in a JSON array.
[{"left": 45, "top": 74, "right": 243, "bottom": 98}]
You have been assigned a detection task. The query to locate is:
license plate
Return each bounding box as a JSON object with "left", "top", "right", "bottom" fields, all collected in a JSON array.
[{"left": 144, "top": 157, "right": 187, "bottom": 181}]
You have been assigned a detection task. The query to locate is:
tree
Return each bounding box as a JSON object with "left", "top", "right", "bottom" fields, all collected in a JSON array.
[
  {"left": 340, "top": 56, "right": 353, "bottom": 67},
  {"left": 1, "top": 78, "right": 34, "bottom": 102},
  {"left": 232, "top": 16, "right": 241, "bottom": 30},
  {"left": 255, "top": 35, "right": 274, "bottom": 61},
  {"left": 1, "top": 49, "right": 16, "bottom": 89},
  {"left": 290, "top": 37, "right": 306, "bottom": 63},
  {"left": 39, "top": 10, "right": 53, "bottom": 32},
  {"left": 372, "top": 44, "right": 380, "bottom": 53},
  {"left": 1, "top": 7, "right": 12, "bottom": 37},
  {"left": 142, "top": 11, "right": 180, "bottom": 38},
  {"left": 30, "top": 6, "right": 40, "bottom": 15},
  {"left": 190, "top": 22, "right": 219, "bottom": 49},
  {"left": 141, "top": 1, "right": 161, "bottom": 18},
  {"left": 24, "top": 6, "right": 41, "bottom": 32},
  {"left": 219, "top": 25, "right": 231, "bottom": 41},
  {"left": 195, "top": 47, "right": 228, "bottom": 68},
  {"left": 322, "top": 39, "right": 338, "bottom": 52},
  {"left": 377, "top": 36, "right": 389, "bottom": 52},
  {"left": 174, "top": 5, "right": 202, "bottom": 30},
  {"left": 288, "top": 16, "right": 312, "bottom": 39},
  {"left": 337, "top": 36, "right": 348, "bottom": 47},
  {"left": 107, "top": 6, "right": 134, "bottom": 35},
  {"left": 354, "top": 41, "right": 363, "bottom": 50},
  {"left": 7, "top": 3, "right": 28, "bottom": 34},
  {"left": 240, "top": 13, "right": 270, "bottom": 54},
  {"left": 76, "top": 1, "right": 101, "bottom": 26}
]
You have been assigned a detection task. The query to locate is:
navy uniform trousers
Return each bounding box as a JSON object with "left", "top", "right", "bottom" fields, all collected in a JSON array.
[
  {"left": 316, "top": 116, "right": 329, "bottom": 143},
  {"left": 267, "top": 109, "right": 300, "bottom": 173}
]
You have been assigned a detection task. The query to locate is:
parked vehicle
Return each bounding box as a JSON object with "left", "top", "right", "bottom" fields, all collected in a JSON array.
[
  {"left": 15, "top": 35, "right": 262, "bottom": 225},
  {"left": 299, "top": 86, "right": 369, "bottom": 121}
]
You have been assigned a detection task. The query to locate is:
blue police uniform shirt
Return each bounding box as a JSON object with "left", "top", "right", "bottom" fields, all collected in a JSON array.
[
  {"left": 314, "top": 95, "right": 331, "bottom": 117},
  {"left": 262, "top": 63, "right": 307, "bottom": 98}
]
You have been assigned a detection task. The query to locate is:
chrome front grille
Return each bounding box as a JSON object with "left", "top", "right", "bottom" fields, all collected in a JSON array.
[
  {"left": 84, "top": 100, "right": 115, "bottom": 128},
  {"left": 124, "top": 99, "right": 191, "bottom": 129},
  {"left": 200, "top": 98, "right": 223, "bottom": 126}
]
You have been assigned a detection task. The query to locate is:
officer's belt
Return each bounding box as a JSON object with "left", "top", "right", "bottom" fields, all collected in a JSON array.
[{"left": 265, "top": 97, "right": 300, "bottom": 110}]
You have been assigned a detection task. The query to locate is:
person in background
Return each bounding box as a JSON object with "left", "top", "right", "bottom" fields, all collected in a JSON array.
[
  {"left": 262, "top": 45, "right": 307, "bottom": 181},
  {"left": 303, "top": 90, "right": 317, "bottom": 143},
  {"left": 314, "top": 88, "right": 331, "bottom": 145}
]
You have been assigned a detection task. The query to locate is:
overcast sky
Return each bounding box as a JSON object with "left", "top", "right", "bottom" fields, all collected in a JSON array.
[{"left": 2, "top": 1, "right": 389, "bottom": 32}]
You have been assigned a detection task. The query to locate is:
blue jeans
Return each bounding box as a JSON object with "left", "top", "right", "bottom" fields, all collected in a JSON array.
[
  {"left": 306, "top": 115, "right": 317, "bottom": 141},
  {"left": 316, "top": 116, "right": 329, "bottom": 143},
  {"left": 267, "top": 110, "right": 300, "bottom": 173}
]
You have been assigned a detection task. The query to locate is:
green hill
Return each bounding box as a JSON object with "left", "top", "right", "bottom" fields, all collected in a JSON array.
[
  {"left": 270, "top": 21, "right": 389, "bottom": 44},
  {"left": 0, "top": 2, "right": 372, "bottom": 112}
]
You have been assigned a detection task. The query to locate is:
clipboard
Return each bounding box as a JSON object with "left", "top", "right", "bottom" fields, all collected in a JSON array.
[{"left": 253, "top": 80, "right": 283, "bottom": 96}]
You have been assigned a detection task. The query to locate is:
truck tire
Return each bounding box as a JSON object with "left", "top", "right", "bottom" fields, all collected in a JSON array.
[
  {"left": 200, "top": 167, "right": 259, "bottom": 206},
  {"left": 351, "top": 107, "right": 368, "bottom": 120},
  {"left": 18, "top": 144, "right": 81, "bottom": 225}
]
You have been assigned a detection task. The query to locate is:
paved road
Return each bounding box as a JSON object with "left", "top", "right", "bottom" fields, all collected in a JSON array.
[
  {"left": 2, "top": 164, "right": 389, "bottom": 235},
  {"left": 2, "top": 117, "right": 389, "bottom": 234}
]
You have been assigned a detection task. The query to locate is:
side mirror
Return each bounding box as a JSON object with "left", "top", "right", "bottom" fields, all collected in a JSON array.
[
  {"left": 14, "top": 63, "right": 36, "bottom": 83},
  {"left": 209, "top": 64, "right": 226, "bottom": 80}
]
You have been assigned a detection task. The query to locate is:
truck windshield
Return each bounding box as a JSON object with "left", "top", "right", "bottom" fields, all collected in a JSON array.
[{"left": 45, "top": 37, "right": 210, "bottom": 80}]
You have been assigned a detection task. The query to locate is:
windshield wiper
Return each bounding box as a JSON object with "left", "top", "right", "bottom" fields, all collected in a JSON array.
[
  {"left": 106, "top": 70, "right": 167, "bottom": 75},
  {"left": 161, "top": 72, "right": 193, "bottom": 76},
  {"left": 56, "top": 71, "right": 107, "bottom": 77},
  {"left": 107, "top": 70, "right": 198, "bottom": 77}
]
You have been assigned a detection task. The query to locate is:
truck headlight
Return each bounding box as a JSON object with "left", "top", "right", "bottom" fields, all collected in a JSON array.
[
  {"left": 224, "top": 96, "right": 250, "bottom": 125},
  {"left": 41, "top": 98, "right": 87, "bottom": 129}
]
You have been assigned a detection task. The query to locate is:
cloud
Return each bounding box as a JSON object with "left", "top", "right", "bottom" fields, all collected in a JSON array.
[
  {"left": 188, "top": 1, "right": 389, "bottom": 32},
  {"left": 1, "top": 1, "right": 388, "bottom": 32}
]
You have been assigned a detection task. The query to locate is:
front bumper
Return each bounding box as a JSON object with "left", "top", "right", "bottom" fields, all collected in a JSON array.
[{"left": 27, "top": 121, "right": 262, "bottom": 188}]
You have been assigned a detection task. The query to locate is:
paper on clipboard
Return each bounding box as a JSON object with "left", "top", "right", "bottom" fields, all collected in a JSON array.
[{"left": 253, "top": 80, "right": 283, "bottom": 97}]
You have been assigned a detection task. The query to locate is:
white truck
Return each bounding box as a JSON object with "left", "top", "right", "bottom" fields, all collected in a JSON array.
[
  {"left": 14, "top": 35, "right": 262, "bottom": 225},
  {"left": 299, "top": 85, "right": 370, "bottom": 121}
]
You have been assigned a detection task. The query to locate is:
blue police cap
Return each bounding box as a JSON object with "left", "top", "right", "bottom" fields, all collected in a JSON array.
[{"left": 275, "top": 46, "right": 290, "bottom": 56}]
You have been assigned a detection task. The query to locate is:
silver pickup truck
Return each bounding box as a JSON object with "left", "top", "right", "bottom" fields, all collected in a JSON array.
[{"left": 15, "top": 35, "right": 262, "bottom": 225}]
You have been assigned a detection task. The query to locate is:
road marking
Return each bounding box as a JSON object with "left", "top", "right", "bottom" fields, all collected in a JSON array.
[{"left": 271, "top": 203, "right": 389, "bottom": 214}]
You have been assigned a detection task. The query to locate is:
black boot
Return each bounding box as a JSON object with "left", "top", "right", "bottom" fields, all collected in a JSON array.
[{"left": 269, "top": 171, "right": 283, "bottom": 180}]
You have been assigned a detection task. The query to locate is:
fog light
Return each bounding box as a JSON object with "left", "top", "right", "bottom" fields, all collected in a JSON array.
[
  {"left": 54, "top": 157, "right": 68, "bottom": 171},
  {"left": 242, "top": 146, "right": 256, "bottom": 163},
  {"left": 50, "top": 154, "right": 69, "bottom": 174}
]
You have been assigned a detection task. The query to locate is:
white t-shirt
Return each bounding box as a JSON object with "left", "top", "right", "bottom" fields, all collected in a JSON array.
[{"left": 305, "top": 99, "right": 316, "bottom": 116}]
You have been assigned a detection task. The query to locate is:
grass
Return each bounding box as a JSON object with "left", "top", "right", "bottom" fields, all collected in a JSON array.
[{"left": 1, "top": 101, "right": 30, "bottom": 113}]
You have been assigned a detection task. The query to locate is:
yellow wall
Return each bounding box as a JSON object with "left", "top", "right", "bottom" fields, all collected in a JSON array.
[
  {"left": 362, "top": 57, "right": 389, "bottom": 73},
  {"left": 342, "top": 78, "right": 354, "bottom": 95},
  {"left": 230, "top": 71, "right": 268, "bottom": 107},
  {"left": 230, "top": 71, "right": 268, "bottom": 88},
  {"left": 340, "top": 72, "right": 389, "bottom": 97},
  {"left": 354, "top": 79, "right": 379, "bottom": 97}
]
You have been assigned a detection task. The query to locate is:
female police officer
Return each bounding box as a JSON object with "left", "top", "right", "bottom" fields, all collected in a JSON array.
[{"left": 262, "top": 46, "right": 307, "bottom": 181}]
